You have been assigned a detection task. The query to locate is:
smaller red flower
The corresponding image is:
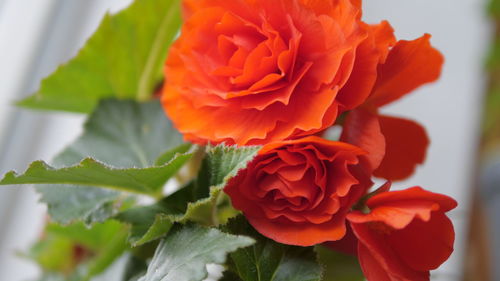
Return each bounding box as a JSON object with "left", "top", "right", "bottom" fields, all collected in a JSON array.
[
  {"left": 224, "top": 136, "right": 373, "bottom": 246},
  {"left": 347, "top": 186, "right": 457, "bottom": 281}
]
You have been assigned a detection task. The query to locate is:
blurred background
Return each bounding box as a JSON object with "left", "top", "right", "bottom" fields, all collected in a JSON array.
[{"left": 0, "top": 0, "right": 497, "bottom": 280}]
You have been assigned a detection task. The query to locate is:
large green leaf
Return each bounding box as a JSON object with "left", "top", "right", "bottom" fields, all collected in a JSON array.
[
  {"left": 0, "top": 154, "right": 191, "bottom": 195},
  {"left": 11, "top": 99, "right": 186, "bottom": 225},
  {"left": 51, "top": 99, "right": 185, "bottom": 168},
  {"left": 116, "top": 144, "right": 260, "bottom": 246},
  {"left": 19, "top": 0, "right": 182, "bottom": 113},
  {"left": 138, "top": 224, "right": 254, "bottom": 281},
  {"left": 223, "top": 216, "right": 323, "bottom": 281},
  {"left": 37, "top": 185, "right": 121, "bottom": 225}
]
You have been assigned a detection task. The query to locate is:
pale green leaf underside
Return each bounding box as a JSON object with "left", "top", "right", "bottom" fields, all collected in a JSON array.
[
  {"left": 19, "top": 0, "right": 182, "bottom": 113},
  {"left": 138, "top": 225, "right": 254, "bottom": 281},
  {"left": 36, "top": 185, "right": 120, "bottom": 225}
]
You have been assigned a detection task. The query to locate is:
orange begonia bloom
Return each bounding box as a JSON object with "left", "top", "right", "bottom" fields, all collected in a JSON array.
[
  {"left": 162, "top": 0, "right": 403, "bottom": 145},
  {"left": 342, "top": 34, "right": 443, "bottom": 181},
  {"left": 224, "top": 136, "right": 373, "bottom": 246},
  {"left": 347, "top": 186, "right": 457, "bottom": 281}
]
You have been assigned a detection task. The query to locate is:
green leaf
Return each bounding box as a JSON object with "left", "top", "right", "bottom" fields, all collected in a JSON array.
[
  {"left": 22, "top": 99, "right": 186, "bottom": 224},
  {"left": 52, "top": 99, "right": 185, "bottom": 168},
  {"left": 28, "top": 221, "right": 129, "bottom": 280},
  {"left": 138, "top": 224, "right": 254, "bottom": 281},
  {"left": 223, "top": 216, "right": 323, "bottom": 281},
  {"left": 116, "top": 145, "right": 259, "bottom": 247},
  {"left": 220, "top": 271, "right": 243, "bottom": 281},
  {"left": 116, "top": 184, "right": 193, "bottom": 246},
  {"left": 199, "top": 144, "right": 261, "bottom": 189},
  {"left": 1, "top": 154, "right": 192, "bottom": 195},
  {"left": 116, "top": 144, "right": 260, "bottom": 246},
  {"left": 185, "top": 144, "right": 261, "bottom": 225},
  {"left": 155, "top": 143, "right": 192, "bottom": 166},
  {"left": 36, "top": 185, "right": 121, "bottom": 225},
  {"left": 19, "top": 0, "right": 182, "bottom": 113},
  {"left": 315, "top": 246, "right": 364, "bottom": 281}
]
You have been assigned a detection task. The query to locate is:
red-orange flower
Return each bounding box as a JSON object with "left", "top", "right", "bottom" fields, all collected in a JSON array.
[
  {"left": 341, "top": 34, "right": 444, "bottom": 181},
  {"left": 347, "top": 186, "right": 457, "bottom": 281},
  {"left": 162, "top": 0, "right": 393, "bottom": 145},
  {"left": 224, "top": 136, "right": 373, "bottom": 246}
]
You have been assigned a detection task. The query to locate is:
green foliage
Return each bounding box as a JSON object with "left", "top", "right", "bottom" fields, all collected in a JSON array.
[
  {"left": 18, "top": 0, "right": 182, "bottom": 113},
  {"left": 0, "top": 100, "right": 187, "bottom": 225},
  {"left": 37, "top": 185, "right": 121, "bottom": 225},
  {"left": 0, "top": 154, "right": 191, "bottom": 195},
  {"left": 116, "top": 183, "right": 194, "bottom": 246},
  {"left": 117, "top": 144, "right": 260, "bottom": 246},
  {"left": 489, "top": 0, "right": 500, "bottom": 17},
  {"left": 137, "top": 224, "right": 254, "bottom": 281},
  {"left": 223, "top": 216, "right": 323, "bottom": 281},
  {"left": 50, "top": 99, "right": 185, "bottom": 169},
  {"left": 28, "top": 221, "right": 129, "bottom": 281},
  {"left": 315, "top": 246, "right": 364, "bottom": 281},
  {"left": 198, "top": 144, "right": 261, "bottom": 189}
]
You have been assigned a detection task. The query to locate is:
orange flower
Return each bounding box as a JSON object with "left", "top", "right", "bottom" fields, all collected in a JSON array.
[
  {"left": 347, "top": 186, "right": 457, "bottom": 281},
  {"left": 341, "top": 34, "right": 444, "bottom": 180},
  {"left": 224, "top": 136, "right": 373, "bottom": 246},
  {"left": 162, "top": 0, "right": 396, "bottom": 145}
]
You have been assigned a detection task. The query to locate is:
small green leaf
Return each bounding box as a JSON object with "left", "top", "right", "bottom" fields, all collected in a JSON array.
[
  {"left": 315, "top": 246, "right": 364, "bottom": 281},
  {"left": 138, "top": 224, "right": 254, "bottom": 281},
  {"left": 187, "top": 144, "right": 261, "bottom": 225},
  {"left": 223, "top": 216, "right": 323, "bottom": 281},
  {"left": 199, "top": 144, "right": 261, "bottom": 189},
  {"left": 19, "top": 0, "right": 182, "bottom": 112}
]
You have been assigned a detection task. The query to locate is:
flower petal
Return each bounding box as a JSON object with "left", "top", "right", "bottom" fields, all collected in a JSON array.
[
  {"left": 373, "top": 115, "right": 429, "bottom": 181},
  {"left": 341, "top": 108, "right": 386, "bottom": 172},
  {"left": 248, "top": 212, "right": 347, "bottom": 246},
  {"left": 351, "top": 222, "right": 430, "bottom": 281},
  {"left": 337, "top": 21, "right": 396, "bottom": 110},
  {"left": 389, "top": 212, "right": 455, "bottom": 271},
  {"left": 368, "top": 34, "right": 444, "bottom": 107}
]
